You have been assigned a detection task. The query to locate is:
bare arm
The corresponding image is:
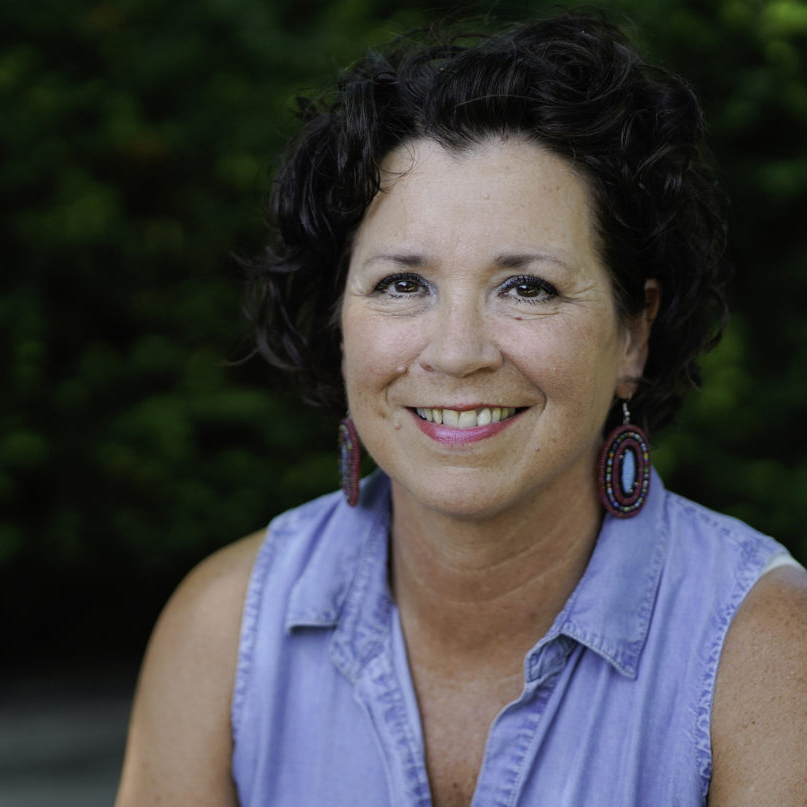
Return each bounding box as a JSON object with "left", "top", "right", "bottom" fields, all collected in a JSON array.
[
  {"left": 115, "top": 531, "right": 265, "bottom": 807},
  {"left": 709, "top": 565, "right": 807, "bottom": 805}
]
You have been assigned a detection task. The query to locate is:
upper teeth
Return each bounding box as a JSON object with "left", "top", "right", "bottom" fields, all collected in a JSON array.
[{"left": 415, "top": 407, "right": 517, "bottom": 428}]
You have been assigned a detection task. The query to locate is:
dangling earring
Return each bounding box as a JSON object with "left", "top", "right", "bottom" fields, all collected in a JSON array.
[
  {"left": 597, "top": 400, "right": 651, "bottom": 518},
  {"left": 338, "top": 417, "right": 361, "bottom": 507}
]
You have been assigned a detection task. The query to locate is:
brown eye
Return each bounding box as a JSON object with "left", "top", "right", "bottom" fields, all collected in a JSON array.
[
  {"left": 499, "top": 274, "right": 558, "bottom": 304},
  {"left": 393, "top": 278, "right": 420, "bottom": 294},
  {"left": 515, "top": 283, "right": 540, "bottom": 297},
  {"left": 374, "top": 272, "right": 429, "bottom": 298}
]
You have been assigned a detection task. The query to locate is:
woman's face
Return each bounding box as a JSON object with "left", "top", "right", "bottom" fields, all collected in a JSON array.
[{"left": 340, "top": 138, "right": 651, "bottom": 521}]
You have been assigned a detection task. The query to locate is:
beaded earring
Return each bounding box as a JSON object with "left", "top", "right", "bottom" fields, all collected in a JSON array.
[
  {"left": 597, "top": 400, "right": 651, "bottom": 518},
  {"left": 338, "top": 417, "right": 361, "bottom": 507}
]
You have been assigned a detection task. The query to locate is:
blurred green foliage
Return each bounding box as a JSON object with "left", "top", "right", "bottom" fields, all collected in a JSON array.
[{"left": 2, "top": 0, "right": 806, "bottom": 661}]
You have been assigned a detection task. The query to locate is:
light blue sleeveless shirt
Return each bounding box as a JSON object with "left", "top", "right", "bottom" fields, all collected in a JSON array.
[{"left": 231, "top": 469, "right": 788, "bottom": 806}]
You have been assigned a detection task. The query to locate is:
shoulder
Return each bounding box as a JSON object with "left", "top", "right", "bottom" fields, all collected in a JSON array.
[
  {"left": 710, "top": 564, "right": 807, "bottom": 805},
  {"left": 115, "top": 530, "right": 266, "bottom": 807},
  {"left": 165, "top": 529, "right": 266, "bottom": 631},
  {"left": 658, "top": 490, "right": 788, "bottom": 603},
  {"left": 142, "top": 529, "right": 266, "bottom": 681},
  {"left": 663, "top": 489, "right": 780, "bottom": 557}
]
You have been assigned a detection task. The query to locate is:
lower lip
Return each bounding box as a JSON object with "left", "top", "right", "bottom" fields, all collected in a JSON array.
[{"left": 410, "top": 409, "right": 523, "bottom": 445}]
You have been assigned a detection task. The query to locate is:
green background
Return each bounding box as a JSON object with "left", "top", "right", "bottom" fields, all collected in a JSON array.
[{"left": 3, "top": 0, "right": 806, "bottom": 668}]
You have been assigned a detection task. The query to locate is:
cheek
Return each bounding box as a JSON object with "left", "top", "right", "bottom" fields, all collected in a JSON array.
[
  {"left": 340, "top": 311, "right": 421, "bottom": 400},
  {"left": 507, "top": 317, "right": 620, "bottom": 405}
]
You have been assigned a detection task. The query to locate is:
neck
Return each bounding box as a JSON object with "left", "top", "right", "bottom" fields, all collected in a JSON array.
[{"left": 390, "top": 473, "right": 603, "bottom": 676}]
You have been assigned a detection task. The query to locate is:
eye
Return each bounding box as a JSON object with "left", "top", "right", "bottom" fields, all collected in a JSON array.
[
  {"left": 374, "top": 272, "right": 430, "bottom": 298},
  {"left": 498, "top": 274, "right": 558, "bottom": 304}
]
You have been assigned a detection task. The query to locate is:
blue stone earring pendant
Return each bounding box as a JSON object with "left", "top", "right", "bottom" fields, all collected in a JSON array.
[
  {"left": 597, "top": 400, "right": 651, "bottom": 518},
  {"left": 338, "top": 417, "right": 361, "bottom": 507}
]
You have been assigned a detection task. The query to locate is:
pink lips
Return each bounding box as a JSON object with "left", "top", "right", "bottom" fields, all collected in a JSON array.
[{"left": 410, "top": 408, "right": 523, "bottom": 445}]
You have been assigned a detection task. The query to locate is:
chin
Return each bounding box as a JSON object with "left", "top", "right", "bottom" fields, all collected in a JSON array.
[{"left": 393, "top": 476, "right": 522, "bottom": 522}]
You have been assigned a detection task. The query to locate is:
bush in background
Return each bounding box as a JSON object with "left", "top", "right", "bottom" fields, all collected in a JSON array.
[{"left": 2, "top": 0, "right": 806, "bottom": 664}]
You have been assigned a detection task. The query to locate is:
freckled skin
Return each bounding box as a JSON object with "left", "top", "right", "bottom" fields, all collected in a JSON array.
[{"left": 340, "top": 138, "right": 651, "bottom": 524}]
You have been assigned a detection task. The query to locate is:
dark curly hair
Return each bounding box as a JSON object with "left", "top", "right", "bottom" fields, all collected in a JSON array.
[{"left": 245, "top": 11, "right": 730, "bottom": 436}]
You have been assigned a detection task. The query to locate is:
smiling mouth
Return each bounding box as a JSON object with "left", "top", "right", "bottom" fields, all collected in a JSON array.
[{"left": 414, "top": 407, "right": 520, "bottom": 429}]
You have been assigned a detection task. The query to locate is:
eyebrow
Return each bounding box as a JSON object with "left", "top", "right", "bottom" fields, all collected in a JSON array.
[
  {"left": 362, "top": 253, "right": 427, "bottom": 269},
  {"left": 362, "top": 251, "right": 573, "bottom": 272},
  {"left": 492, "top": 252, "right": 573, "bottom": 271}
]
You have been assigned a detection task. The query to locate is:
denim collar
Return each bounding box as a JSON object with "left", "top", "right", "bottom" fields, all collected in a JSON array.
[
  {"left": 546, "top": 468, "right": 667, "bottom": 679},
  {"left": 285, "top": 468, "right": 667, "bottom": 681}
]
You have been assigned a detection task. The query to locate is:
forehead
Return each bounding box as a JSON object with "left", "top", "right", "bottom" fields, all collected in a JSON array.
[{"left": 353, "top": 137, "right": 601, "bottom": 268}]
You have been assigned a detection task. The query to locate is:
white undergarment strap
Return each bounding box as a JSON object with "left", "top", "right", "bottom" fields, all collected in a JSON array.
[{"left": 760, "top": 552, "right": 804, "bottom": 576}]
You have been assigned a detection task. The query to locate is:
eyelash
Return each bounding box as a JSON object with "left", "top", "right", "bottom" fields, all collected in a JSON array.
[{"left": 373, "top": 272, "right": 430, "bottom": 297}]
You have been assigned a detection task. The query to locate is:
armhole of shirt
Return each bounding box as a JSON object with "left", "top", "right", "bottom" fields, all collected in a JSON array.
[
  {"left": 695, "top": 545, "right": 803, "bottom": 799},
  {"left": 231, "top": 524, "right": 276, "bottom": 744}
]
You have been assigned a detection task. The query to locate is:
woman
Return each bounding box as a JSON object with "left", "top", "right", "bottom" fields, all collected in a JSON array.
[{"left": 116, "top": 12, "right": 807, "bottom": 806}]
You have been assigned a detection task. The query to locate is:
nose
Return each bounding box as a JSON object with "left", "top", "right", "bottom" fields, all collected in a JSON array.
[{"left": 417, "top": 296, "right": 503, "bottom": 377}]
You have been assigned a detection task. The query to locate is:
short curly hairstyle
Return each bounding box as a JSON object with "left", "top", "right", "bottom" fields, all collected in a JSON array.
[{"left": 245, "top": 11, "right": 730, "bottom": 436}]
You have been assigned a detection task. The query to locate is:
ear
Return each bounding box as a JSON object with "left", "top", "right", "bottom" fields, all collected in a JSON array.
[{"left": 616, "top": 279, "right": 661, "bottom": 400}]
